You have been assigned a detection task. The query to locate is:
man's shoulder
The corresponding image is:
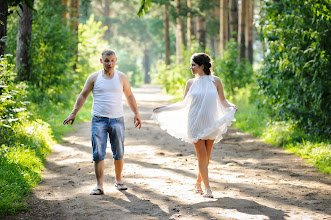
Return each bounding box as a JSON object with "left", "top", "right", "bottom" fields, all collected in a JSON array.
[
  {"left": 84, "top": 71, "right": 100, "bottom": 86},
  {"left": 116, "top": 70, "right": 128, "bottom": 81},
  {"left": 116, "top": 70, "right": 126, "bottom": 77},
  {"left": 89, "top": 71, "right": 100, "bottom": 80}
]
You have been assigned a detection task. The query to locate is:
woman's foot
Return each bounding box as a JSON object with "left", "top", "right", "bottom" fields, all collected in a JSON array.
[
  {"left": 203, "top": 188, "right": 213, "bottom": 198},
  {"left": 195, "top": 182, "right": 203, "bottom": 194}
]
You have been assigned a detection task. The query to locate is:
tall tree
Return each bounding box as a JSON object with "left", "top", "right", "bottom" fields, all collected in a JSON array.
[
  {"left": 164, "top": 3, "right": 170, "bottom": 66},
  {"left": 175, "top": 0, "right": 185, "bottom": 62},
  {"left": 187, "top": 0, "right": 193, "bottom": 49},
  {"left": 103, "top": 0, "right": 111, "bottom": 39},
  {"left": 238, "top": 0, "right": 246, "bottom": 60},
  {"left": 212, "top": 2, "right": 220, "bottom": 56},
  {"left": 229, "top": 0, "right": 238, "bottom": 41},
  {"left": 0, "top": 0, "right": 8, "bottom": 56},
  {"left": 246, "top": 0, "right": 254, "bottom": 63},
  {"left": 196, "top": 16, "right": 206, "bottom": 50},
  {"left": 69, "top": 0, "right": 79, "bottom": 69},
  {"left": 220, "top": 0, "right": 228, "bottom": 54},
  {"left": 16, "top": 1, "right": 34, "bottom": 80},
  {"left": 143, "top": 49, "right": 151, "bottom": 83},
  {"left": 0, "top": 0, "right": 33, "bottom": 56},
  {"left": 62, "top": 0, "right": 68, "bottom": 21}
]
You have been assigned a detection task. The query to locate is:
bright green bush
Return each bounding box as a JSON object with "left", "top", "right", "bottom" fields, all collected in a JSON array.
[
  {"left": 77, "top": 14, "right": 108, "bottom": 86},
  {"left": 0, "top": 120, "right": 52, "bottom": 216},
  {"left": 153, "top": 44, "right": 200, "bottom": 97},
  {"left": 214, "top": 39, "right": 253, "bottom": 97},
  {"left": 0, "top": 58, "right": 29, "bottom": 130},
  {"left": 286, "top": 141, "right": 331, "bottom": 174},
  {"left": 232, "top": 85, "right": 268, "bottom": 137},
  {"left": 259, "top": 0, "right": 331, "bottom": 137}
]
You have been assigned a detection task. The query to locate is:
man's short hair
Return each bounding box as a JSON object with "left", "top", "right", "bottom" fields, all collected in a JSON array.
[{"left": 101, "top": 49, "right": 116, "bottom": 58}]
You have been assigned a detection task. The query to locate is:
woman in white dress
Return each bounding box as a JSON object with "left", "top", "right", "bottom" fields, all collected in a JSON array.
[{"left": 152, "top": 53, "right": 237, "bottom": 198}]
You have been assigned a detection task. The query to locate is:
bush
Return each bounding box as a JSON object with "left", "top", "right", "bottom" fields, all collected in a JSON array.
[
  {"left": 213, "top": 39, "right": 253, "bottom": 97},
  {"left": 259, "top": 0, "right": 331, "bottom": 137}
]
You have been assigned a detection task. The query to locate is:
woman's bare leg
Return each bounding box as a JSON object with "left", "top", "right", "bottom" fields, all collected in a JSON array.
[
  {"left": 197, "top": 140, "right": 214, "bottom": 184},
  {"left": 194, "top": 140, "right": 210, "bottom": 189}
]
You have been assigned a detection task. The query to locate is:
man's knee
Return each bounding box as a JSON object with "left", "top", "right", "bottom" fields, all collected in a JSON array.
[
  {"left": 93, "top": 151, "right": 105, "bottom": 161},
  {"left": 113, "top": 150, "right": 124, "bottom": 160}
]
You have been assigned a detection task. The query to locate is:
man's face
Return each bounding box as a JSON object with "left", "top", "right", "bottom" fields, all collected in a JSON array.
[{"left": 101, "top": 54, "right": 117, "bottom": 72}]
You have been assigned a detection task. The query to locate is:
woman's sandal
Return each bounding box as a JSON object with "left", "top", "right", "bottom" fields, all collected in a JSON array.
[
  {"left": 195, "top": 182, "right": 203, "bottom": 194},
  {"left": 203, "top": 188, "right": 214, "bottom": 198}
]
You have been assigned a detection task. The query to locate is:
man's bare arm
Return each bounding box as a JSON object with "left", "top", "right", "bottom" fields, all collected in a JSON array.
[
  {"left": 63, "top": 73, "right": 96, "bottom": 125},
  {"left": 122, "top": 74, "right": 142, "bottom": 129}
]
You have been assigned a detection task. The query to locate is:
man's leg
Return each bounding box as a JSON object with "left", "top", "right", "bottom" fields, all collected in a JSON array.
[
  {"left": 91, "top": 116, "right": 107, "bottom": 194},
  {"left": 114, "top": 158, "right": 124, "bottom": 183},
  {"left": 94, "top": 160, "right": 104, "bottom": 190},
  {"left": 110, "top": 117, "right": 126, "bottom": 190}
]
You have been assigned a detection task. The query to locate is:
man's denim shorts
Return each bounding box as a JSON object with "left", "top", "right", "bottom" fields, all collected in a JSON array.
[{"left": 91, "top": 115, "right": 125, "bottom": 161}]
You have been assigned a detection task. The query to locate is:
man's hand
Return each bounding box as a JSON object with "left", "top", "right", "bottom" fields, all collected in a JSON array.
[
  {"left": 134, "top": 114, "right": 142, "bottom": 129},
  {"left": 63, "top": 113, "right": 76, "bottom": 125}
]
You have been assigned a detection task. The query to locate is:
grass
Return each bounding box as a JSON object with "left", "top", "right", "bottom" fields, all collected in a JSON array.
[
  {"left": 0, "top": 94, "right": 93, "bottom": 217},
  {"left": 232, "top": 87, "right": 331, "bottom": 175},
  {"left": 0, "top": 120, "right": 52, "bottom": 216}
]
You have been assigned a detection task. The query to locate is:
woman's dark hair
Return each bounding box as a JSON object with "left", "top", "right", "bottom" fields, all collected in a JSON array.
[{"left": 191, "top": 53, "right": 213, "bottom": 75}]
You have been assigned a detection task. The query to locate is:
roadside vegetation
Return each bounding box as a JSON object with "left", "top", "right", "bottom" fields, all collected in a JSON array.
[{"left": 1, "top": 0, "right": 330, "bottom": 217}]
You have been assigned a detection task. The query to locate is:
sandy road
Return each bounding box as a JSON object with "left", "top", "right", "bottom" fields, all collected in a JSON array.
[{"left": 5, "top": 85, "right": 331, "bottom": 220}]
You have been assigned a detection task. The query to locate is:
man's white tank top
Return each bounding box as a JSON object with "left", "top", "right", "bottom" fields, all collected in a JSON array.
[{"left": 92, "top": 69, "right": 124, "bottom": 118}]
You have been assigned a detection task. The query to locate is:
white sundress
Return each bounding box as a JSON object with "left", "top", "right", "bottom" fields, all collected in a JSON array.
[{"left": 152, "top": 75, "right": 236, "bottom": 144}]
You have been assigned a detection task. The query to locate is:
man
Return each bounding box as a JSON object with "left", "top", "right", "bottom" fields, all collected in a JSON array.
[{"left": 63, "top": 49, "right": 141, "bottom": 195}]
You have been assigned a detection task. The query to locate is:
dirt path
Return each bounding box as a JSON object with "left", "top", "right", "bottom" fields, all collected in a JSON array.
[{"left": 6, "top": 85, "right": 331, "bottom": 220}]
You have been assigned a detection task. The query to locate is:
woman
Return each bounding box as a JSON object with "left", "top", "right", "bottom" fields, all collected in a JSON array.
[{"left": 152, "top": 53, "right": 237, "bottom": 198}]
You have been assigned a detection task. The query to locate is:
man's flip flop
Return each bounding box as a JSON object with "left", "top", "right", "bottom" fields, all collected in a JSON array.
[
  {"left": 90, "top": 188, "right": 104, "bottom": 195},
  {"left": 115, "top": 183, "right": 128, "bottom": 190}
]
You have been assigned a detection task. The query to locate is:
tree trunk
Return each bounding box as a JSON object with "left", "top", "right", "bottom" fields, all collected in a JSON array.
[
  {"left": 175, "top": 0, "right": 184, "bottom": 62},
  {"left": 238, "top": 0, "right": 246, "bottom": 61},
  {"left": 69, "top": 0, "right": 79, "bottom": 33},
  {"left": 214, "top": 3, "right": 220, "bottom": 56},
  {"left": 245, "top": 0, "right": 250, "bottom": 61},
  {"left": 62, "top": 0, "right": 68, "bottom": 22},
  {"left": 220, "top": 0, "right": 228, "bottom": 55},
  {"left": 196, "top": 16, "right": 206, "bottom": 50},
  {"left": 16, "top": 1, "right": 34, "bottom": 81},
  {"left": 187, "top": 0, "right": 193, "bottom": 49},
  {"left": 0, "top": 0, "right": 8, "bottom": 56},
  {"left": 103, "top": 0, "right": 111, "bottom": 39},
  {"left": 247, "top": 0, "right": 254, "bottom": 64},
  {"left": 69, "top": 0, "right": 79, "bottom": 69},
  {"left": 143, "top": 49, "right": 151, "bottom": 84},
  {"left": 164, "top": 4, "right": 170, "bottom": 66},
  {"left": 229, "top": 0, "right": 238, "bottom": 41}
]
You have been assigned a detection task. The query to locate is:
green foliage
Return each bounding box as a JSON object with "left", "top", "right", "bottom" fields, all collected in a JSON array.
[
  {"left": 0, "top": 120, "right": 52, "bottom": 216},
  {"left": 138, "top": 0, "right": 152, "bottom": 17},
  {"left": 232, "top": 85, "right": 268, "bottom": 137},
  {"left": 263, "top": 121, "right": 306, "bottom": 146},
  {"left": 28, "top": 0, "right": 76, "bottom": 102},
  {"left": 286, "top": 141, "right": 331, "bottom": 174},
  {"left": 213, "top": 39, "right": 253, "bottom": 96},
  {"left": 262, "top": 121, "right": 330, "bottom": 174},
  {"left": 0, "top": 59, "right": 54, "bottom": 216},
  {"left": 153, "top": 40, "right": 253, "bottom": 99},
  {"left": 153, "top": 43, "right": 201, "bottom": 97},
  {"left": 259, "top": 0, "right": 331, "bottom": 137},
  {"left": 0, "top": 58, "right": 28, "bottom": 130},
  {"left": 77, "top": 14, "right": 108, "bottom": 85}
]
